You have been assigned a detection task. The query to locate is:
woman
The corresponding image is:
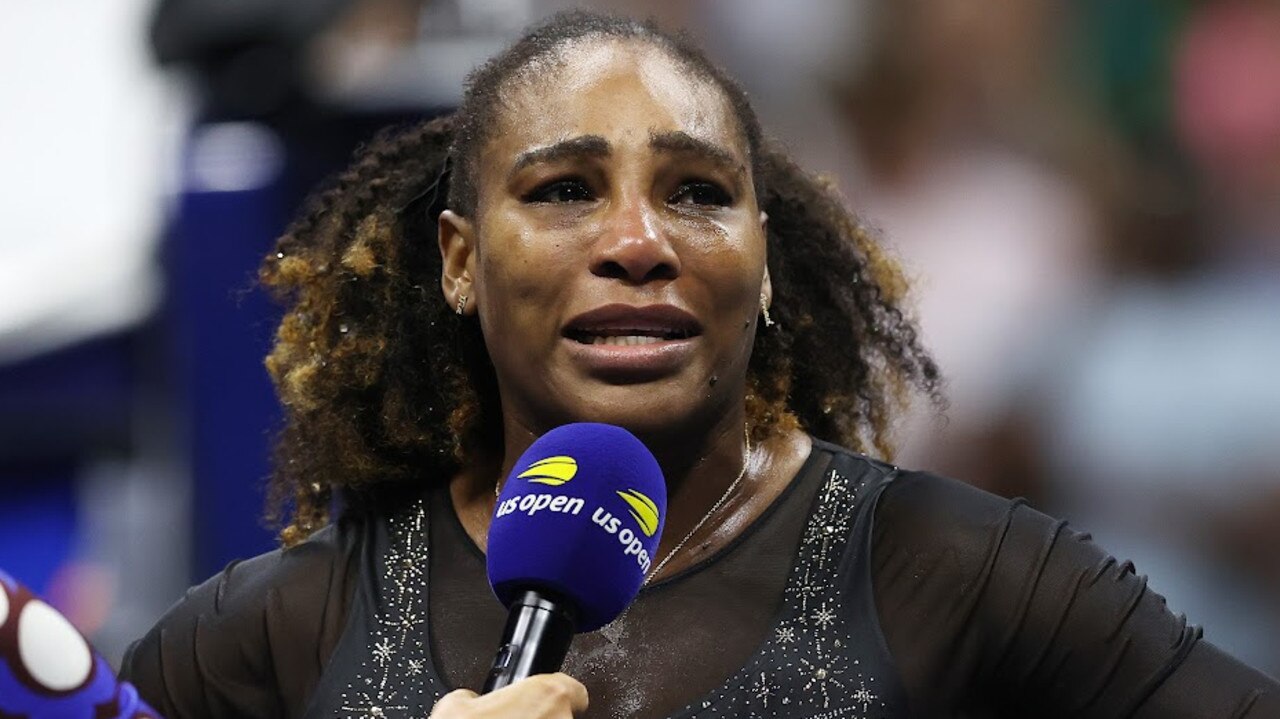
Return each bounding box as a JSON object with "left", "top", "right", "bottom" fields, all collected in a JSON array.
[{"left": 123, "top": 11, "right": 1279, "bottom": 718}]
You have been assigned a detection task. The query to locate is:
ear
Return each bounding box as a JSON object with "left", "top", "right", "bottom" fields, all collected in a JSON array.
[
  {"left": 439, "top": 209, "right": 477, "bottom": 315},
  {"left": 759, "top": 211, "right": 772, "bottom": 306}
]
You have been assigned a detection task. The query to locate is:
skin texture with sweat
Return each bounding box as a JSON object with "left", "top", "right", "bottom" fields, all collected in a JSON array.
[{"left": 438, "top": 39, "right": 809, "bottom": 577}]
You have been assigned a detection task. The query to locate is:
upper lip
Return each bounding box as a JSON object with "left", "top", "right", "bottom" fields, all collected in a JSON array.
[{"left": 563, "top": 304, "right": 702, "bottom": 341}]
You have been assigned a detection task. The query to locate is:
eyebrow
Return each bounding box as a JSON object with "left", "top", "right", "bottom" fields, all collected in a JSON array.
[
  {"left": 509, "top": 135, "right": 610, "bottom": 179},
  {"left": 648, "top": 130, "right": 744, "bottom": 177},
  {"left": 506, "top": 130, "right": 745, "bottom": 179}
]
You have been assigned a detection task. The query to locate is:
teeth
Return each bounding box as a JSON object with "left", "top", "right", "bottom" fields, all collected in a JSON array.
[{"left": 590, "top": 335, "right": 664, "bottom": 346}]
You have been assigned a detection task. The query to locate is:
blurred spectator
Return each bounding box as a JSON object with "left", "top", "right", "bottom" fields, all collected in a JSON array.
[
  {"left": 828, "top": 0, "right": 1104, "bottom": 491},
  {"left": 996, "top": 0, "right": 1280, "bottom": 674}
]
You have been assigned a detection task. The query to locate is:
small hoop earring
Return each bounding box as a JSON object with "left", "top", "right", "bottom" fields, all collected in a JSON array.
[
  {"left": 760, "top": 293, "right": 776, "bottom": 328},
  {"left": 456, "top": 294, "right": 468, "bottom": 316}
]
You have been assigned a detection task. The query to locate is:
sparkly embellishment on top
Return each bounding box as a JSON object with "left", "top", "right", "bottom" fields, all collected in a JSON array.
[
  {"left": 333, "top": 501, "right": 446, "bottom": 718},
  {"left": 678, "top": 464, "right": 896, "bottom": 718},
  {"left": 328, "top": 453, "right": 901, "bottom": 718}
]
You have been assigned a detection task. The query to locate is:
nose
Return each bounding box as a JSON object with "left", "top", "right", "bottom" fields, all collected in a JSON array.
[{"left": 589, "top": 196, "right": 680, "bottom": 283}]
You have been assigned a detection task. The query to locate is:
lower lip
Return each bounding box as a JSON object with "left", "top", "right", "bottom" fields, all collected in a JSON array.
[{"left": 562, "top": 336, "right": 699, "bottom": 381}]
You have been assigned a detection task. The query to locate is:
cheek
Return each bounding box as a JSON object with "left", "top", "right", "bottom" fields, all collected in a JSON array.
[
  {"left": 474, "top": 225, "right": 571, "bottom": 347},
  {"left": 476, "top": 217, "right": 559, "bottom": 302},
  {"left": 668, "top": 214, "right": 766, "bottom": 302}
]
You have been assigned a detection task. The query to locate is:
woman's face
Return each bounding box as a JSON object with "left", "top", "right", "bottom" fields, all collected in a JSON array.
[{"left": 441, "top": 39, "right": 768, "bottom": 440}]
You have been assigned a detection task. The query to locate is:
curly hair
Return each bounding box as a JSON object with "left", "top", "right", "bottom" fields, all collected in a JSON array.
[{"left": 261, "top": 11, "right": 942, "bottom": 545}]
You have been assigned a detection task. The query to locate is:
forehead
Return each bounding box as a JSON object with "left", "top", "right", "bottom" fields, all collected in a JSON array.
[{"left": 482, "top": 39, "right": 745, "bottom": 169}]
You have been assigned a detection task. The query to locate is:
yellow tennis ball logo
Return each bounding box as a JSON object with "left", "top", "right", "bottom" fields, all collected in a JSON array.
[
  {"left": 516, "top": 456, "right": 578, "bottom": 486},
  {"left": 616, "top": 489, "right": 660, "bottom": 538}
]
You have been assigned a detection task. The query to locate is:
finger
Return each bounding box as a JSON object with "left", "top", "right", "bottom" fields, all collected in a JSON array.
[
  {"left": 483, "top": 674, "right": 589, "bottom": 717},
  {"left": 430, "top": 688, "right": 479, "bottom": 717},
  {"left": 540, "top": 673, "right": 589, "bottom": 714}
]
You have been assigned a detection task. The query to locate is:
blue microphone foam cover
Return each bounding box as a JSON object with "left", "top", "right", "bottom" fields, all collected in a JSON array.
[{"left": 487, "top": 423, "right": 666, "bottom": 632}]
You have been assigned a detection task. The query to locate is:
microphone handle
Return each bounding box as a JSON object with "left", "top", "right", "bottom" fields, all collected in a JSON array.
[{"left": 482, "top": 589, "right": 577, "bottom": 693}]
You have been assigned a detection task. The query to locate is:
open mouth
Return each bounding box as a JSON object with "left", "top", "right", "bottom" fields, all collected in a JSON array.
[
  {"left": 562, "top": 304, "right": 702, "bottom": 347},
  {"left": 565, "top": 328, "right": 696, "bottom": 346}
]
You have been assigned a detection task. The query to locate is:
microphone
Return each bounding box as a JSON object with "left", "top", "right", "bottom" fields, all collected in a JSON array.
[
  {"left": 0, "top": 569, "right": 161, "bottom": 718},
  {"left": 483, "top": 423, "right": 666, "bottom": 692}
]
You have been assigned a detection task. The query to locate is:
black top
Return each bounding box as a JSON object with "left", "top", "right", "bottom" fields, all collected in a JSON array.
[{"left": 121, "top": 441, "right": 1280, "bottom": 718}]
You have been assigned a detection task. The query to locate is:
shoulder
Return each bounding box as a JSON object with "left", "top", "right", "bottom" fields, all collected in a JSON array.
[
  {"left": 805, "top": 441, "right": 1017, "bottom": 530},
  {"left": 811, "top": 441, "right": 1010, "bottom": 527},
  {"left": 808, "top": 439, "right": 899, "bottom": 488},
  {"left": 875, "top": 469, "right": 1025, "bottom": 545},
  {"left": 121, "top": 520, "right": 363, "bottom": 718},
  {"left": 869, "top": 468, "right": 1047, "bottom": 600},
  {"left": 806, "top": 442, "right": 1027, "bottom": 579}
]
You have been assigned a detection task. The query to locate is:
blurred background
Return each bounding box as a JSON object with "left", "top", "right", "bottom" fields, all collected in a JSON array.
[{"left": 1, "top": 0, "right": 1277, "bottom": 671}]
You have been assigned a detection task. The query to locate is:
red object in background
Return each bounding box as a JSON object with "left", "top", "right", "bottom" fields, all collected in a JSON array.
[{"left": 1175, "top": 1, "right": 1280, "bottom": 186}]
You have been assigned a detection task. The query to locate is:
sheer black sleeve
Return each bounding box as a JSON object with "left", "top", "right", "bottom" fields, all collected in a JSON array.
[
  {"left": 119, "top": 521, "right": 361, "bottom": 719},
  {"left": 871, "top": 471, "right": 1280, "bottom": 718}
]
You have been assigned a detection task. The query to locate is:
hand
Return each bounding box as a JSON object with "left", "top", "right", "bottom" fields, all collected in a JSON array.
[{"left": 429, "top": 673, "right": 589, "bottom": 718}]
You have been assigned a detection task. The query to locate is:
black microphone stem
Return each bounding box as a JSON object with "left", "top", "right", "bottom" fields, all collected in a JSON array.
[{"left": 482, "top": 589, "right": 577, "bottom": 693}]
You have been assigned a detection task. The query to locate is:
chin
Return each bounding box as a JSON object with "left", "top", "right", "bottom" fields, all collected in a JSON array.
[{"left": 547, "top": 377, "right": 728, "bottom": 439}]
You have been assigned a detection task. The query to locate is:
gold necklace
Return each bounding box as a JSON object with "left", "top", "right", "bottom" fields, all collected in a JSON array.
[
  {"left": 644, "top": 424, "right": 751, "bottom": 585},
  {"left": 491, "top": 424, "right": 753, "bottom": 585}
]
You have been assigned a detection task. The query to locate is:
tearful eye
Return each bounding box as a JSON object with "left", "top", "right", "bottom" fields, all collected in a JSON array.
[
  {"left": 669, "top": 181, "right": 732, "bottom": 208},
  {"left": 525, "top": 179, "right": 593, "bottom": 204}
]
